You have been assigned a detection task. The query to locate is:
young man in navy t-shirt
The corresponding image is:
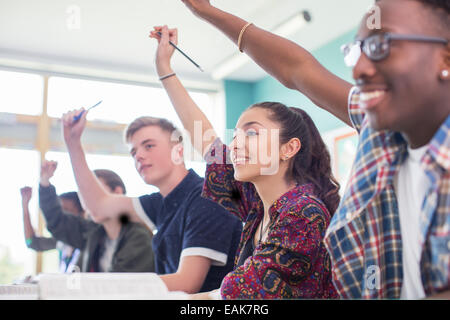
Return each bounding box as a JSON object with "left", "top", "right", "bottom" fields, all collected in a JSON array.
[{"left": 62, "top": 113, "right": 242, "bottom": 294}]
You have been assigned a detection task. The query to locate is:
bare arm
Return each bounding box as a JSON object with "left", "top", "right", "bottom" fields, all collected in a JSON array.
[
  {"left": 150, "top": 26, "right": 217, "bottom": 157},
  {"left": 61, "top": 110, "right": 139, "bottom": 224},
  {"left": 181, "top": 0, "right": 353, "bottom": 126},
  {"left": 20, "top": 187, "right": 36, "bottom": 241},
  {"left": 21, "top": 186, "right": 58, "bottom": 251},
  {"left": 190, "top": 289, "right": 220, "bottom": 300},
  {"left": 159, "top": 255, "right": 212, "bottom": 294}
]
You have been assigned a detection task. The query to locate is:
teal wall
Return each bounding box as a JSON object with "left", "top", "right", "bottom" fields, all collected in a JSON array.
[
  {"left": 224, "top": 28, "right": 357, "bottom": 134},
  {"left": 224, "top": 80, "right": 255, "bottom": 130}
]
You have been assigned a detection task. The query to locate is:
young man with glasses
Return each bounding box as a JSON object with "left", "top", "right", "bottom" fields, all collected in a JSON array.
[{"left": 181, "top": 0, "right": 449, "bottom": 299}]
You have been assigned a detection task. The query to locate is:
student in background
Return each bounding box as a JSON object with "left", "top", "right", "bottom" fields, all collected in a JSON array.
[
  {"left": 180, "top": 0, "right": 450, "bottom": 299},
  {"left": 60, "top": 112, "right": 242, "bottom": 293},
  {"left": 150, "top": 26, "right": 340, "bottom": 299},
  {"left": 20, "top": 186, "right": 84, "bottom": 273},
  {"left": 39, "top": 160, "right": 155, "bottom": 272}
]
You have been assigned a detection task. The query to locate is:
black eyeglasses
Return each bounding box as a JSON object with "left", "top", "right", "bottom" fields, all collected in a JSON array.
[{"left": 341, "top": 32, "right": 448, "bottom": 67}]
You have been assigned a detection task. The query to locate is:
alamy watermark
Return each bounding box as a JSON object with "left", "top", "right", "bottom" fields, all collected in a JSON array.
[
  {"left": 66, "top": 265, "right": 81, "bottom": 290},
  {"left": 66, "top": 5, "right": 81, "bottom": 30},
  {"left": 171, "top": 121, "right": 282, "bottom": 176},
  {"left": 366, "top": 4, "right": 381, "bottom": 30},
  {"left": 365, "top": 265, "right": 381, "bottom": 291}
]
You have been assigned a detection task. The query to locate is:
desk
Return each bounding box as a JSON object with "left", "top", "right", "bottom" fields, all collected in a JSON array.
[
  {"left": 0, "top": 285, "right": 39, "bottom": 300},
  {"left": 0, "top": 273, "right": 188, "bottom": 300}
]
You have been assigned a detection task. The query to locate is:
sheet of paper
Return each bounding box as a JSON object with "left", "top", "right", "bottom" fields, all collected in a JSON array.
[
  {"left": 0, "top": 284, "right": 39, "bottom": 300},
  {"left": 37, "top": 272, "right": 189, "bottom": 300}
]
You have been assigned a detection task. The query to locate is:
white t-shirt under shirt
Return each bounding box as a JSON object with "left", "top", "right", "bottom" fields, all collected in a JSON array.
[
  {"left": 99, "top": 237, "right": 118, "bottom": 272},
  {"left": 393, "top": 144, "right": 429, "bottom": 299}
]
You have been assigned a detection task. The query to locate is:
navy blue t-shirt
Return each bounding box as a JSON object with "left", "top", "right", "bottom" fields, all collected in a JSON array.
[{"left": 133, "top": 169, "right": 242, "bottom": 292}]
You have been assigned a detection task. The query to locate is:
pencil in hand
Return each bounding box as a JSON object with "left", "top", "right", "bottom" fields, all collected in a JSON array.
[{"left": 156, "top": 31, "right": 204, "bottom": 72}]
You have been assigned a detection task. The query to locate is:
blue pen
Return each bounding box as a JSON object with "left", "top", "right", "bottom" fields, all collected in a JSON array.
[{"left": 72, "top": 100, "right": 103, "bottom": 123}]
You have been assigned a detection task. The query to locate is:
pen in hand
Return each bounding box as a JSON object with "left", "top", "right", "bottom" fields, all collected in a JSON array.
[
  {"left": 156, "top": 31, "right": 204, "bottom": 72},
  {"left": 72, "top": 100, "right": 102, "bottom": 124}
]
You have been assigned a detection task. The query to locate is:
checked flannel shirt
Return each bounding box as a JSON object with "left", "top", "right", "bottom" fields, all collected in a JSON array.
[{"left": 324, "top": 87, "right": 450, "bottom": 299}]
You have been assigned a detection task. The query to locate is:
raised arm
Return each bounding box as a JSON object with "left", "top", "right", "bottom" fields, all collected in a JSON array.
[
  {"left": 181, "top": 0, "right": 353, "bottom": 126},
  {"left": 20, "top": 186, "right": 59, "bottom": 251},
  {"left": 150, "top": 26, "right": 217, "bottom": 157},
  {"left": 61, "top": 111, "right": 138, "bottom": 224},
  {"left": 20, "top": 187, "right": 37, "bottom": 244},
  {"left": 38, "top": 182, "right": 93, "bottom": 250},
  {"left": 20, "top": 187, "right": 51, "bottom": 251}
]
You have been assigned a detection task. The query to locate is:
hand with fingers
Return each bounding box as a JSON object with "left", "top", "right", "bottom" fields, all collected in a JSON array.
[
  {"left": 149, "top": 25, "right": 178, "bottom": 77},
  {"left": 20, "top": 186, "right": 33, "bottom": 206},
  {"left": 62, "top": 108, "right": 88, "bottom": 148},
  {"left": 40, "top": 160, "right": 58, "bottom": 187}
]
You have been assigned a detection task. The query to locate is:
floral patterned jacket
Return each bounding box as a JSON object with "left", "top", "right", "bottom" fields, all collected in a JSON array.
[{"left": 202, "top": 139, "right": 338, "bottom": 299}]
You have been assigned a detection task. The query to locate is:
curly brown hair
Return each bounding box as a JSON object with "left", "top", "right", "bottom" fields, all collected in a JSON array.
[{"left": 249, "top": 102, "right": 341, "bottom": 215}]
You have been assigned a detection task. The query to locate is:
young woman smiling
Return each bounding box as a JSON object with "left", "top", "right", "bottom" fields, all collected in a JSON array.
[{"left": 150, "top": 26, "right": 340, "bottom": 299}]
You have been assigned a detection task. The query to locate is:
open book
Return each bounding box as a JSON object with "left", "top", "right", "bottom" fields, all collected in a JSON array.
[{"left": 37, "top": 273, "right": 188, "bottom": 300}]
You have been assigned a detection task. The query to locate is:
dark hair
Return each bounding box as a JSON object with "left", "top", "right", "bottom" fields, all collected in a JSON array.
[
  {"left": 58, "top": 191, "right": 83, "bottom": 214},
  {"left": 416, "top": 0, "right": 450, "bottom": 32},
  {"left": 375, "top": 0, "right": 450, "bottom": 32},
  {"left": 249, "top": 102, "right": 341, "bottom": 214},
  {"left": 124, "top": 116, "right": 183, "bottom": 144},
  {"left": 412, "top": 0, "right": 450, "bottom": 13},
  {"left": 375, "top": 0, "right": 449, "bottom": 12},
  {"left": 93, "top": 169, "right": 127, "bottom": 194}
]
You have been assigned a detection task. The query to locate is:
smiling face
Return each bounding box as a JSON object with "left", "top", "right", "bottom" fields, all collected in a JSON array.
[
  {"left": 353, "top": 0, "right": 449, "bottom": 135},
  {"left": 128, "top": 125, "right": 182, "bottom": 187},
  {"left": 229, "top": 107, "right": 285, "bottom": 182}
]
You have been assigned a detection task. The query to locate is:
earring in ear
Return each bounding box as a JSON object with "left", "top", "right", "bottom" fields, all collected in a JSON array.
[{"left": 442, "top": 70, "right": 449, "bottom": 78}]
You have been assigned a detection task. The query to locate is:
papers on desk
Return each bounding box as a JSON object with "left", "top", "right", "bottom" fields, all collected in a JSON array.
[
  {"left": 1, "top": 273, "right": 189, "bottom": 300},
  {"left": 38, "top": 272, "right": 188, "bottom": 300},
  {"left": 0, "top": 284, "right": 39, "bottom": 300}
]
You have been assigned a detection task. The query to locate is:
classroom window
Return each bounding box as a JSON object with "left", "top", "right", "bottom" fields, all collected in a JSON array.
[
  {"left": 47, "top": 76, "right": 215, "bottom": 130},
  {"left": 0, "top": 148, "right": 40, "bottom": 285},
  {"left": 0, "top": 70, "right": 43, "bottom": 116}
]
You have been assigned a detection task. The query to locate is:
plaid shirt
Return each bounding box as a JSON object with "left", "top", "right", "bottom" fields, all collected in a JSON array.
[{"left": 324, "top": 87, "right": 450, "bottom": 299}]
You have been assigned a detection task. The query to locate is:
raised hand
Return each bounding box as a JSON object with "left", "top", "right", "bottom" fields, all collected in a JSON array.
[
  {"left": 180, "top": 0, "right": 212, "bottom": 17},
  {"left": 149, "top": 25, "right": 178, "bottom": 77},
  {"left": 62, "top": 108, "right": 88, "bottom": 148},
  {"left": 20, "top": 186, "right": 33, "bottom": 205},
  {"left": 40, "top": 160, "right": 58, "bottom": 187}
]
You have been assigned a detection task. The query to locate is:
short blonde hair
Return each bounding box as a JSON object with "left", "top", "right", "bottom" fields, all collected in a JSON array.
[{"left": 124, "top": 116, "right": 183, "bottom": 144}]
